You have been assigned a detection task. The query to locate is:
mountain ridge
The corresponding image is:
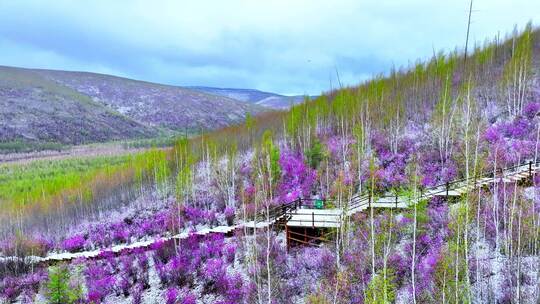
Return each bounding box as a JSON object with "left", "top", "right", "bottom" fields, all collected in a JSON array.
[
  {"left": 0, "top": 66, "right": 269, "bottom": 145},
  {"left": 187, "top": 86, "right": 316, "bottom": 109}
]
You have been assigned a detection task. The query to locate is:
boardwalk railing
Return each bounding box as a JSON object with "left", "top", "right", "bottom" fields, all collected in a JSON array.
[{"left": 285, "top": 159, "right": 539, "bottom": 229}]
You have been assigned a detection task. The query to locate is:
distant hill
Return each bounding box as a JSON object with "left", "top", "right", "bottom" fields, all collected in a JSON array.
[
  {"left": 0, "top": 66, "right": 267, "bottom": 145},
  {"left": 187, "top": 86, "right": 316, "bottom": 109}
]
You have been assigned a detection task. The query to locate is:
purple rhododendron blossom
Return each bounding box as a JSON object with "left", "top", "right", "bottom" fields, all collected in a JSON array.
[
  {"left": 278, "top": 149, "right": 317, "bottom": 203},
  {"left": 61, "top": 234, "right": 86, "bottom": 252}
]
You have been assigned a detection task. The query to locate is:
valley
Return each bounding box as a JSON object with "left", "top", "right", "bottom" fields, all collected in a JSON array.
[{"left": 0, "top": 15, "right": 539, "bottom": 304}]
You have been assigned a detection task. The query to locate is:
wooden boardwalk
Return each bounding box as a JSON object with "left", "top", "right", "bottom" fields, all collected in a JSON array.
[
  {"left": 286, "top": 161, "right": 538, "bottom": 229},
  {"left": 4, "top": 160, "right": 537, "bottom": 263}
]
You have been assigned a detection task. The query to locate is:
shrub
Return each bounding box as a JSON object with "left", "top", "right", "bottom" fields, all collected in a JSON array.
[
  {"left": 85, "top": 262, "right": 115, "bottom": 303},
  {"left": 224, "top": 206, "right": 235, "bottom": 225},
  {"left": 202, "top": 258, "right": 227, "bottom": 293},
  {"left": 278, "top": 149, "right": 317, "bottom": 202},
  {"left": 306, "top": 139, "right": 326, "bottom": 169},
  {"left": 165, "top": 287, "right": 178, "bottom": 304},
  {"left": 61, "top": 235, "right": 86, "bottom": 252},
  {"left": 132, "top": 282, "right": 144, "bottom": 304},
  {"left": 46, "top": 265, "right": 81, "bottom": 304},
  {"left": 1, "top": 234, "right": 52, "bottom": 257}
]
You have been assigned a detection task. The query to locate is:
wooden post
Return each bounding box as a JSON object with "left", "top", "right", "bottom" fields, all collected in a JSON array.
[
  {"left": 312, "top": 212, "right": 315, "bottom": 229},
  {"left": 285, "top": 225, "right": 290, "bottom": 251},
  {"left": 446, "top": 182, "right": 449, "bottom": 197},
  {"left": 529, "top": 161, "right": 532, "bottom": 177},
  {"left": 395, "top": 194, "right": 398, "bottom": 208}
]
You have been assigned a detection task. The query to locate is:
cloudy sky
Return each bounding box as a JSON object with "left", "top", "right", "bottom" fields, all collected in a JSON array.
[{"left": 0, "top": 1, "right": 538, "bottom": 95}]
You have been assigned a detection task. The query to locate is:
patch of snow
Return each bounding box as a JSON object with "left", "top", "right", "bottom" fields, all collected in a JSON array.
[{"left": 116, "top": 105, "right": 132, "bottom": 115}]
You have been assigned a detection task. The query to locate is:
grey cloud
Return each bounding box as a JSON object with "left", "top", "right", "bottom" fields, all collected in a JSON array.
[{"left": 0, "top": 0, "right": 538, "bottom": 94}]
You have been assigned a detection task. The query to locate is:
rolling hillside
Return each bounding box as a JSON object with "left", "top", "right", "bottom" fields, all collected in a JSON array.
[
  {"left": 0, "top": 66, "right": 157, "bottom": 145},
  {"left": 187, "top": 86, "right": 315, "bottom": 109},
  {"left": 0, "top": 66, "right": 267, "bottom": 145}
]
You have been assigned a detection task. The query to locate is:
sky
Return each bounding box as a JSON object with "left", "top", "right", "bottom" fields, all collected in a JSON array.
[{"left": 0, "top": 1, "right": 538, "bottom": 95}]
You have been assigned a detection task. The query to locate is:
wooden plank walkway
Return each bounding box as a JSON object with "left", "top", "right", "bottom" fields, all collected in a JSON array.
[
  {"left": 286, "top": 161, "right": 539, "bottom": 228},
  {"left": 3, "top": 161, "right": 538, "bottom": 263}
]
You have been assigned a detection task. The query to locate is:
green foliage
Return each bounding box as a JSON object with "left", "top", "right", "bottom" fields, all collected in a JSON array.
[
  {"left": 0, "top": 140, "right": 66, "bottom": 154},
  {"left": 174, "top": 137, "right": 195, "bottom": 201},
  {"left": 46, "top": 265, "right": 81, "bottom": 304},
  {"left": 306, "top": 293, "right": 330, "bottom": 304},
  {"left": 0, "top": 155, "right": 128, "bottom": 212},
  {"left": 365, "top": 270, "right": 396, "bottom": 304},
  {"left": 503, "top": 23, "right": 533, "bottom": 83},
  {"left": 305, "top": 139, "right": 326, "bottom": 169},
  {"left": 313, "top": 95, "right": 330, "bottom": 119},
  {"left": 402, "top": 189, "right": 429, "bottom": 225},
  {"left": 332, "top": 90, "right": 356, "bottom": 121},
  {"left": 175, "top": 164, "right": 192, "bottom": 201},
  {"left": 131, "top": 148, "right": 171, "bottom": 193},
  {"left": 245, "top": 112, "right": 255, "bottom": 133},
  {"left": 262, "top": 131, "right": 281, "bottom": 182},
  {"left": 501, "top": 23, "right": 533, "bottom": 115},
  {"left": 0, "top": 148, "right": 174, "bottom": 216},
  {"left": 474, "top": 41, "right": 495, "bottom": 66},
  {"left": 353, "top": 124, "right": 366, "bottom": 156},
  {"left": 285, "top": 104, "right": 303, "bottom": 139},
  {"left": 433, "top": 247, "right": 470, "bottom": 303},
  {"left": 122, "top": 135, "right": 182, "bottom": 149}
]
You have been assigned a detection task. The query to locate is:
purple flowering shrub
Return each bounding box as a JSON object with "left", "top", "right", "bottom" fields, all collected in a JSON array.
[
  {"left": 164, "top": 287, "right": 196, "bottom": 304},
  {"left": 152, "top": 233, "right": 245, "bottom": 302},
  {"left": 241, "top": 232, "right": 301, "bottom": 303},
  {"left": 184, "top": 206, "right": 218, "bottom": 227},
  {"left": 54, "top": 208, "right": 172, "bottom": 254},
  {"left": 0, "top": 270, "right": 47, "bottom": 302},
  {"left": 325, "top": 135, "right": 356, "bottom": 160},
  {"left": 85, "top": 261, "right": 116, "bottom": 302},
  {"left": 523, "top": 101, "right": 540, "bottom": 119},
  {"left": 131, "top": 282, "right": 144, "bottom": 304},
  {"left": 291, "top": 201, "right": 450, "bottom": 302},
  {"left": 61, "top": 234, "right": 86, "bottom": 252},
  {"left": 281, "top": 247, "right": 337, "bottom": 301},
  {"left": 370, "top": 132, "right": 417, "bottom": 189},
  {"left": 278, "top": 149, "right": 317, "bottom": 203},
  {"left": 202, "top": 257, "right": 228, "bottom": 293},
  {"left": 224, "top": 206, "right": 235, "bottom": 225},
  {"left": 419, "top": 151, "right": 458, "bottom": 187},
  {"left": 484, "top": 107, "right": 539, "bottom": 167}
]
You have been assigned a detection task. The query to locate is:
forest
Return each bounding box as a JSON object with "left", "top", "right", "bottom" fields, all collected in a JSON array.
[{"left": 0, "top": 24, "right": 539, "bottom": 303}]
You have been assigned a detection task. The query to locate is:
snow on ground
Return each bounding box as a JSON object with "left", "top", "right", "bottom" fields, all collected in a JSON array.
[{"left": 470, "top": 239, "right": 539, "bottom": 303}]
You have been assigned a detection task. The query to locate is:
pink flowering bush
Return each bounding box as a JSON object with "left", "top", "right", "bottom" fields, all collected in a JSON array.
[
  {"left": 224, "top": 206, "right": 235, "bottom": 225},
  {"left": 151, "top": 233, "right": 244, "bottom": 302},
  {"left": 84, "top": 262, "right": 116, "bottom": 302},
  {"left": 484, "top": 107, "right": 539, "bottom": 167},
  {"left": 0, "top": 270, "right": 47, "bottom": 302},
  {"left": 164, "top": 287, "right": 196, "bottom": 304},
  {"left": 371, "top": 132, "right": 417, "bottom": 189},
  {"left": 61, "top": 234, "right": 86, "bottom": 252},
  {"left": 419, "top": 151, "right": 458, "bottom": 187},
  {"left": 325, "top": 135, "right": 356, "bottom": 159},
  {"left": 524, "top": 101, "right": 540, "bottom": 119},
  {"left": 278, "top": 149, "right": 317, "bottom": 203}
]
